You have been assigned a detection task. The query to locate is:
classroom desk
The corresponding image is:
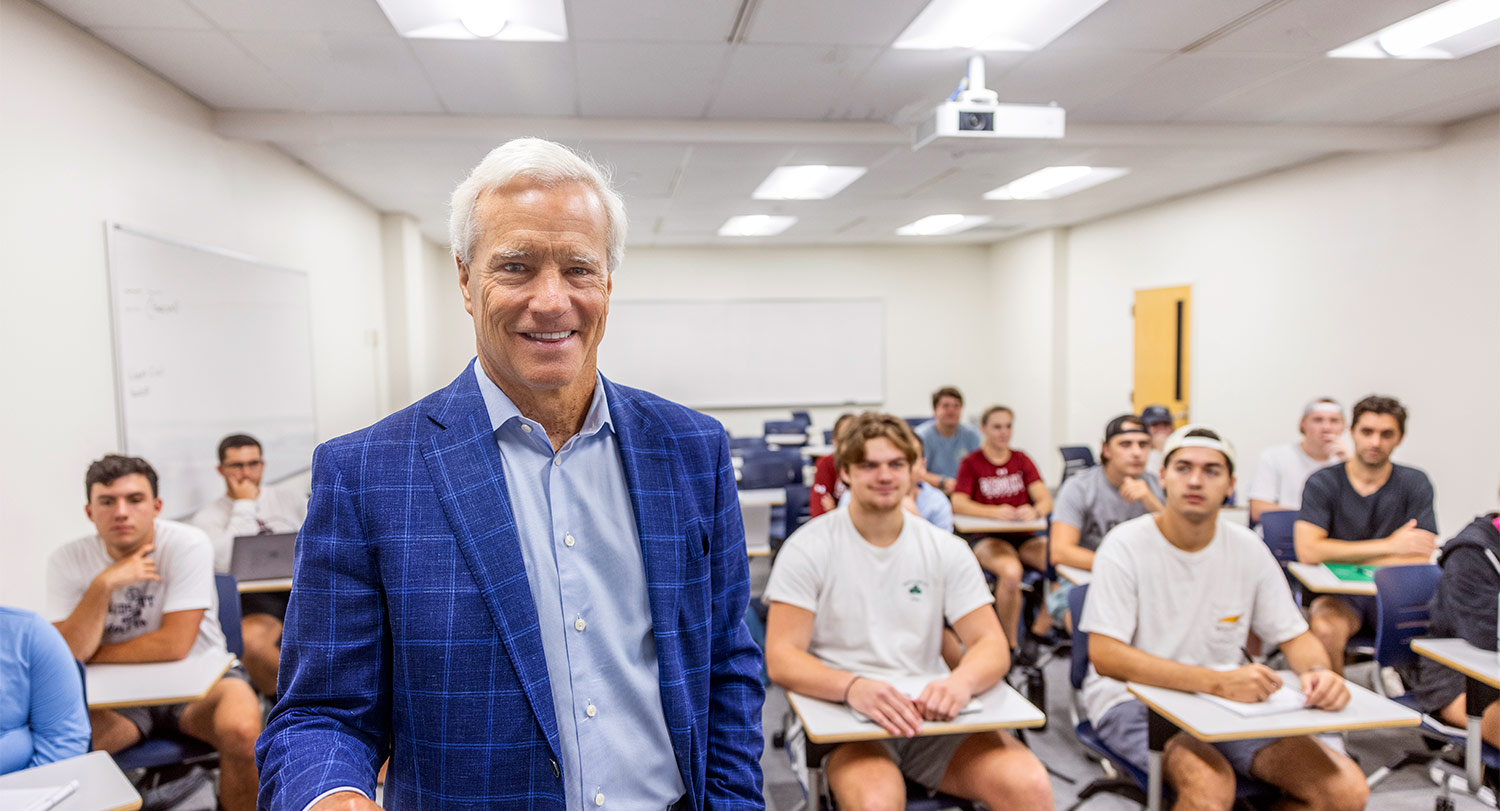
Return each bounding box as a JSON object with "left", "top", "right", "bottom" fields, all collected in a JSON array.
[
  {"left": 1128, "top": 674, "right": 1418, "bottom": 811},
  {"left": 738, "top": 488, "right": 787, "bottom": 507},
  {"left": 800, "top": 444, "right": 834, "bottom": 458},
  {"left": 0, "top": 751, "right": 141, "bottom": 811},
  {"left": 1057, "top": 564, "right": 1092, "bottom": 586},
  {"left": 237, "top": 576, "right": 292, "bottom": 593},
  {"left": 951, "top": 515, "right": 1047, "bottom": 535},
  {"left": 765, "top": 433, "right": 811, "bottom": 446},
  {"left": 1286, "top": 562, "right": 1377, "bottom": 596},
  {"left": 738, "top": 488, "right": 785, "bottom": 558},
  {"left": 86, "top": 651, "right": 236, "bottom": 710},
  {"left": 786, "top": 681, "right": 1045, "bottom": 810},
  {"left": 1410, "top": 638, "right": 1500, "bottom": 793}
]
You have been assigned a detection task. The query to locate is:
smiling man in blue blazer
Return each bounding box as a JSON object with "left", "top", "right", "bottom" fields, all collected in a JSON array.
[{"left": 256, "top": 138, "right": 765, "bottom": 811}]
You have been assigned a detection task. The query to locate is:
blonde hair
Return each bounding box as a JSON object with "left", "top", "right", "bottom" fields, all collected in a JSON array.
[{"left": 835, "top": 412, "right": 920, "bottom": 471}]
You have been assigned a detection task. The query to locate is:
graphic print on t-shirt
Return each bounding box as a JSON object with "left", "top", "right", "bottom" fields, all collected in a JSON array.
[
  {"left": 979, "top": 470, "right": 1026, "bottom": 500},
  {"left": 901, "top": 579, "right": 929, "bottom": 602},
  {"left": 107, "top": 584, "right": 157, "bottom": 636}
]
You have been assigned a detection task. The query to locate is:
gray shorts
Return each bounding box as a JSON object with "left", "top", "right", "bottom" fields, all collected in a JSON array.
[
  {"left": 1095, "top": 699, "right": 1279, "bottom": 779},
  {"left": 116, "top": 664, "right": 251, "bottom": 740},
  {"left": 823, "top": 733, "right": 970, "bottom": 793}
]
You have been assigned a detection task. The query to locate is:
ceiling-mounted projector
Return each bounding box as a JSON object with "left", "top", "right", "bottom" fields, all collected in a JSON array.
[{"left": 912, "top": 56, "right": 1065, "bottom": 150}]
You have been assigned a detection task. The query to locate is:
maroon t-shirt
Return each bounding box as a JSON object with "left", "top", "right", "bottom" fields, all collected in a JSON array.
[
  {"left": 809, "top": 453, "right": 845, "bottom": 517},
  {"left": 955, "top": 449, "right": 1042, "bottom": 507}
]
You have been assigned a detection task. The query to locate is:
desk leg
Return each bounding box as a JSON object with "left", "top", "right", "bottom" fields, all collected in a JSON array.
[
  {"left": 1465, "top": 678, "right": 1500, "bottom": 794},
  {"left": 796, "top": 741, "right": 834, "bottom": 811},
  {"left": 1147, "top": 708, "right": 1173, "bottom": 811}
]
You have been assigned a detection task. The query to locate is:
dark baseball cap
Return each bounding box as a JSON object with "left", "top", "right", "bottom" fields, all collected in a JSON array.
[
  {"left": 1140, "top": 405, "right": 1173, "bottom": 426},
  {"left": 1104, "top": 414, "right": 1149, "bottom": 441}
]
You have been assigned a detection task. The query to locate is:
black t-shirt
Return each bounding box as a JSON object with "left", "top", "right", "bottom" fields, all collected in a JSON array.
[{"left": 1297, "top": 463, "right": 1437, "bottom": 541}]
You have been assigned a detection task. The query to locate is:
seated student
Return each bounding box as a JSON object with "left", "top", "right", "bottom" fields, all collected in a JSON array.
[
  {"left": 811, "top": 413, "right": 856, "bottom": 518},
  {"left": 48, "top": 455, "right": 261, "bottom": 811},
  {"left": 0, "top": 606, "right": 91, "bottom": 775},
  {"left": 1140, "top": 404, "right": 1174, "bottom": 475},
  {"left": 915, "top": 386, "right": 981, "bottom": 496},
  {"left": 1248, "top": 398, "right": 1348, "bottom": 524},
  {"left": 189, "top": 434, "right": 306, "bottom": 696},
  {"left": 1295, "top": 395, "right": 1437, "bottom": 675},
  {"left": 1405, "top": 484, "right": 1500, "bottom": 744},
  {"left": 951, "top": 406, "right": 1051, "bottom": 649},
  {"left": 1083, "top": 426, "right": 1368, "bottom": 810},
  {"left": 1048, "top": 414, "right": 1163, "bottom": 632},
  {"left": 839, "top": 433, "right": 954, "bottom": 533},
  {"left": 764, "top": 412, "right": 1052, "bottom": 810}
]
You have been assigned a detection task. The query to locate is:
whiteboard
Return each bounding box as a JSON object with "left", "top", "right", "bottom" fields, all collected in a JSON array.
[
  {"left": 106, "top": 223, "right": 317, "bottom": 517},
  {"left": 599, "top": 299, "right": 883, "bottom": 409}
]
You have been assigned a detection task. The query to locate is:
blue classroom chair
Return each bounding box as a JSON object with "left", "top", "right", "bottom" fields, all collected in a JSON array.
[{"left": 1058, "top": 446, "right": 1095, "bottom": 486}]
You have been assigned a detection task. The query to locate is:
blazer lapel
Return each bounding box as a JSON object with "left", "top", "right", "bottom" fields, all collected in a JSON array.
[{"left": 419, "top": 365, "right": 561, "bottom": 763}]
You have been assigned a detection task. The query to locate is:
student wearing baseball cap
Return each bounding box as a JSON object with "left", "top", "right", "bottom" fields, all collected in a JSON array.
[{"left": 1247, "top": 398, "right": 1348, "bottom": 525}]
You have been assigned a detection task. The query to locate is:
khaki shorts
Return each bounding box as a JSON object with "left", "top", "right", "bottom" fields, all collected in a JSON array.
[
  {"left": 115, "top": 664, "right": 251, "bottom": 740},
  {"left": 823, "top": 733, "right": 971, "bottom": 793}
]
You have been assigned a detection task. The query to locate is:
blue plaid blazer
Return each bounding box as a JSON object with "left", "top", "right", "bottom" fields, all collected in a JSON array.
[{"left": 256, "top": 362, "right": 765, "bottom": 810}]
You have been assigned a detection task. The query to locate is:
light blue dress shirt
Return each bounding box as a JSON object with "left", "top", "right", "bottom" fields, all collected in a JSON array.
[
  {"left": 476, "top": 364, "right": 685, "bottom": 810},
  {"left": 0, "top": 606, "right": 90, "bottom": 775}
]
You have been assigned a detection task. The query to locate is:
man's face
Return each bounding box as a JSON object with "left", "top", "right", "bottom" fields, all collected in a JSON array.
[
  {"left": 218, "top": 445, "right": 264, "bottom": 488},
  {"left": 1299, "top": 410, "right": 1345, "bottom": 447},
  {"left": 84, "top": 474, "right": 161, "bottom": 553},
  {"left": 1161, "top": 447, "right": 1234, "bottom": 522},
  {"left": 843, "top": 437, "right": 913, "bottom": 514},
  {"left": 982, "top": 411, "right": 1013, "bottom": 449},
  {"left": 1147, "top": 422, "right": 1173, "bottom": 450},
  {"left": 1104, "top": 432, "right": 1152, "bottom": 477},
  {"left": 1351, "top": 413, "right": 1403, "bottom": 467},
  {"left": 934, "top": 396, "right": 962, "bottom": 428},
  {"left": 459, "top": 179, "right": 612, "bottom": 398}
]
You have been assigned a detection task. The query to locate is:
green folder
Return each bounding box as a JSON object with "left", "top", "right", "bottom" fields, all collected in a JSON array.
[{"left": 1322, "top": 563, "right": 1376, "bottom": 583}]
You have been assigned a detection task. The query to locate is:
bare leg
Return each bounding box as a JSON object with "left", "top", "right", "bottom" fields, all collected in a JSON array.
[
  {"left": 178, "top": 677, "right": 263, "bottom": 811},
  {"left": 1248, "top": 735, "right": 1368, "bottom": 811},
  {"left": 240, "top": 613, "right": 283, "bottom": 696},
  {"left": 825, "top": 741, "right": 906, "bottom": 811},
  {"left": 972, "top": 538, "right": 1024, "bottom": 648},
  {"left": 89, "top": 709, "right": 142, "bottom": 753},
  {"left": 1163, "top": 733, "right": 1236, "bottom": 811},
  {"left": 935, "top": 731, "right": 1052, "bottom": 810},
  {"left": 1306, "top": 596, "right": 1360, "bottom": 677},
  {"left": 1437, "top": 694, "right": 1500, "bottom": 748}
]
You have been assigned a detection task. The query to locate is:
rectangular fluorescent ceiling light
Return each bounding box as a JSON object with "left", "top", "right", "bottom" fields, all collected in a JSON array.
[
  {"left": 375, "top": 0, "right": 567, "bottom": 41},
  {"left": 1328, "top": 0, "right": 1500, "bottom": 59},
  {"left": 984, "top": 166, "right": 1128, "bottom": 200},
  {"left": 751, "top": 166, "right": 867, "bottom": 200},
  {"left": 719, "top": 215, "right": 797, "bottom": 237},
  {"left": 896, "top": 215, "right": 991, "bottom": 236},
  {"left": 894, "top": 0, "right": 1112, "bottom": 50}
]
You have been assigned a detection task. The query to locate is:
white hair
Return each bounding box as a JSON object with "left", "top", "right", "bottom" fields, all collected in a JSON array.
[{"left": 448, "top": 138, "right": 627, "bottom": 272}]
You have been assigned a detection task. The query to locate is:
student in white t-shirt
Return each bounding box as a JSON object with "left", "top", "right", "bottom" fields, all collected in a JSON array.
[
  {"left": 1247, "top": 398, "right": 1348, "bottom": 524},
  {"left": 47, "top": 455, "right": 262, "bottom": 811},
  {"left": 764, "top": 412, "right": 1052, "bottom": 810},
  {"left": 1081, "top": 427, "right": 1368, "bottom": 810}
]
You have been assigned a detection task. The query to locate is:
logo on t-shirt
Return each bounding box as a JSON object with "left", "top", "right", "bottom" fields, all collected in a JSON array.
[
  {"left": 106, "top": 585, "right": 156, "bottom": 637},
  {"left": 901, "top": 579, "right": 928, "bottom": 602},
  {"left": 979, "top": 472, "right": 1025, "bottom": 500}
]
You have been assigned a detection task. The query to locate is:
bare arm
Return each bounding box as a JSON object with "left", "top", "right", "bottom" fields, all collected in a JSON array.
[
  {"left": 89, "top": 610, "right": 204, "bottom": 663},
  {"left": 945, "top": 604, "right": 1010, "bottom": 692},
  {"left": 1278, "top": 631, "right": 1350, "bottom": 710},
  {"left": 1090, "top": 633, "right": 1281, "bottom": 703},
  {"left": 1048, "top": 521, "right": 1095, "bottom": 570},
  {"left": 950, "top": 492, "right": 1015, "bottom": 520},
  {"left": 52, "top": 544, "right": 160, "bottom": 661},
  {"left": 1024, "top": 480, "right": 1052, "bottom": 518},
  {"left": 1248, "top": 499, "right": 1295, "bottom": 524},
  {"left": 1293, "top": 519, "right": 1436, "bottom": 565}
]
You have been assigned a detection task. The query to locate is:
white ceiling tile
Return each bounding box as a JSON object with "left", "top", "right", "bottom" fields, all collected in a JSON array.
[
  {"left": 1180, "top": 58, "right": 1424, "bottom": 122},
  {"left": 407, "top": 40, "right": 577, "bottom": 115},
  {"left": 990, "top": 49, "right": 1169, "bottom": 109},
  {"left": 837, "top": 49, "right": 1031, "bottom": 122},
  {"left": 575, "top": 43, "right": 731, "bottom": 117},
  {"left": 1280, "top": 51, "right": 1500, "bottom": 122},
  {"left": 707, "top": 44, "right": 884, "bottom": 118},
  {"left": 1386, "top": 89, "right": 1500, "bottom": 124},
  {"left": 35, "top": 0, "right": 211, "bottom": 30},
  {"left": 745, "top": 0, "right": 929, "bottom": 46},
  {"left": 232, "top": 30, "right": 444, "bottom": 112},
  {"left": 186, "top": 0, "right": 395, "bottom": 33},
  {"left": 1199, "top": 0, "right": 1444, "bottom": 55},
  {"left": 567, "top": 0, "right": 742, "bottom": 42},
  {"left": 1070, "top": 53, "right": 1307, "bottom": 122},
  {"left": 565, "top": 142, "right": 690, "bottom": 198},
  {"left": 1046, "top": 0, "right": 1272, "bottom": 51},
  {"left": 87, "top": 27, "right": 303, "bottom": 109}
]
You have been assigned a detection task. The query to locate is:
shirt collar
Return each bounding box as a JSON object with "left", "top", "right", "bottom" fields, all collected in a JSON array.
[{"left": 473, "top": 360, "right": 613, "bottom": 440}]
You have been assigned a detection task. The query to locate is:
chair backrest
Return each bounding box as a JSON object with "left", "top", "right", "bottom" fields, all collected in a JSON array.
[
  {"left": 789, "top": 411, "right": 811, "bottom": 428},
  {"left": 1373, "top": 564, "right": 1442, "bottom": 671},
  {"left": 739, "top": 455, "right": 802, "bottom": 489},
  {"left": 729, "top": 436, "right": 768, "bottom": 455},
  {"left": 215, "top": 573, "right": 244, "bottom": 658},
  {"left": 780, "top": 484, "right": 812, "bottom": 539},
  {"left": 1257, "top": 510, "right": 1299, "bottom": 566},
  {"left": 763, "top": 419, "right": 803, "bottom": 436},
  {"left": 1068, "top": 584, "right": 1092, "bottom": 690},
  {"left": 904, "top": 416, "right": 928, "bottom": 429},
  {"left": 1059, "top": 445, "right": 1096, "bottom": 485}
]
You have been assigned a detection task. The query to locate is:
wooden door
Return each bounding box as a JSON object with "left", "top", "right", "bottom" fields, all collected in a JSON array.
[{"left": 1132, "top": 285, "right": 1191, "bottom": 426}]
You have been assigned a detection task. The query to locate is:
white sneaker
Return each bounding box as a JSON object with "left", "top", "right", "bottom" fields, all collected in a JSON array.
[{"left": 1429, "top": 764, "right": 1498, "bottom": 806}]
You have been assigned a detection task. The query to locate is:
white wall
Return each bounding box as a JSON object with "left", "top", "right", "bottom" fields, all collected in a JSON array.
[
  {"left": 994, "top": 114, "right": 1500, "bottom": 535},
  {"left": 0, "top": 0, "right": 390, "bottom": 612}
]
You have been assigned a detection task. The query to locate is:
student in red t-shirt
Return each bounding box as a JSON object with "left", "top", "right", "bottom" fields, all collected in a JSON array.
[
  {"left": 810, "top": 413, "right": 856, "bottom": 517},
  {"left": 951, "top": 405, "right": 1052, "bottom": 649}
]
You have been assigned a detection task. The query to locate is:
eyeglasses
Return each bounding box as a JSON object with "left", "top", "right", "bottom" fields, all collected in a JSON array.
[{"left": 222, "top": 460, "right": 264, "bottom": 472}]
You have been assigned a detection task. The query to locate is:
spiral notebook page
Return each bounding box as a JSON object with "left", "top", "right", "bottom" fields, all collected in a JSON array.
[{"left": 1198, "top": 683, "right": 1306, "bottom": 717}]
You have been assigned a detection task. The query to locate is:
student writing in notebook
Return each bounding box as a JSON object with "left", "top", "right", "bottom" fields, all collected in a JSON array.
[{"left": 1082, "top": 426, "right": 1368, "bottom": 810}]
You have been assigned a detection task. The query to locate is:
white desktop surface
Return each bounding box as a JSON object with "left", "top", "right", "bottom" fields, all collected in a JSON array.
[
  {"left": 952, "top": 515, "right": 1047, "bottom": 535},
  {"left": 738, "top": 488, "right": 787, "bottom": 507},
  {"left": 1127, "top": 674, "right": 1418, "bottom": 742},
  {"left": 1411, "top": 638, "right": 1500, "bottom": 689},
  {"left": 765, "top": 433, "right": 811, "bottom": 446},
  {"left": 788, "top": 681, "right": 1044, "bottom": 745},
  {"left": 1286, "top": 562, "right": 1377, "bottom": 596},
  {"left": 1057, "top": 565, "right": 1092, "bottom": 586},
  {"left": 801, "top": 444, "right": 834, "bottom": 457},
  {"left": 0, "top": 751, "right": 141, "bottom": 811},
  {"left": 237, "top": 576, "right": 293, "bottom": 593},
  {"left": 86, "top": 651, "right": 236, "bottom": 710}
]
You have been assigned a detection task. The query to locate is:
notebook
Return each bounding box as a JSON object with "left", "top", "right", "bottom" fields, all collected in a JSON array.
[
  {"left": 848, "top": 675, "right": 984, "bottom": 722},
  {"left": 1322, "top": 563, "right": 1376, "bottom": 583}
]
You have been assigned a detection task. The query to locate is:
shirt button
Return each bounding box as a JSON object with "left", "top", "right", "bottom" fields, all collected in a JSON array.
[
  {"left": 574, "top": 617, "right": 587, "bottom": 632},
  {"left": 594, "top": 792, "right": 605, "bottom": 806},
  {"left": 585, "top": 703, "right": 597, "bottom": 717},
  {"left": 564, "top": 534, "right": 575, "bottom": 547},
  {"left": 554, "top": 456, "right": 562, "bottom": 467},
  {"left": 521, "top": 424, "right": 532, "bottom": 433}
]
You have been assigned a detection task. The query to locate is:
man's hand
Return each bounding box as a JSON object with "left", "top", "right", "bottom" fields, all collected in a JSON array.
[
  {"left": 1386, "top": 519, "right": 1436, "bottom": 557},
  {"left": 1119, "top": 477, "right": 1153, "bottom": 504},
  {"left": 1210, "top": 664, "right": 1282, "bottom": 703},
  {"left": 1326, "top": 441, "right": 1349, "bottom": 462},
  {"left": 228, "top": 477, "right": 260, "bottom": 501},
  {"left": 95, "top": 544, "right": 159, "bottom": 592},
  {"left": 310, "top": 792, "right": 381, "bottom": 811},
  {"left": 993, "top": 504, "right": 1019, "bottom": 520},
  {"left": 915, "top": 676, "right": 973, "bottom": 722},
  {"left": 940, "top": 477, "right": 956, "bottom": 496},
  {"left": 847, "top": 678, "right": 923, "bottom": 737},
  {"left": 1299, "top": 668, "right": 1349, "bottom": 711},
  {"left": 818, "top": 494, "right": 835, "bottom": 513},
  {"left": 1014, "top": 504, "right": 1039, "bottom": 521}
]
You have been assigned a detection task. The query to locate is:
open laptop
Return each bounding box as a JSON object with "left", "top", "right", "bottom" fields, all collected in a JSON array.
[{"left": 229, "top": 533, "right": 296, "bottom": 583}]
